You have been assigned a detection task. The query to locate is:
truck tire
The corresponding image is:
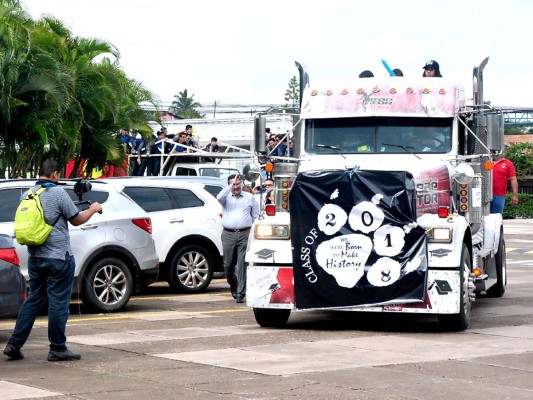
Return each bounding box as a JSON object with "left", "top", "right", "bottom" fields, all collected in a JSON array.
[
  {"left": 486, "top": 234, "right": 506, "bottom": 297},
  {"left": 438, "top": 244, "right": 472, "bottom": 331},
  {"left": 168, "top": 244, "right": 214, "bottom": 293},
  {"left": 82, "top": 257, "right": 133, "bottom": 312},
  {"left": 253, "top": 308, "right": 291, "bottom": 328}
]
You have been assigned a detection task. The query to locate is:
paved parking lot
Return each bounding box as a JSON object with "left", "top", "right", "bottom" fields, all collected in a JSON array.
[{"left": 1, "top": 219, "right": 533, "bottom": 399}]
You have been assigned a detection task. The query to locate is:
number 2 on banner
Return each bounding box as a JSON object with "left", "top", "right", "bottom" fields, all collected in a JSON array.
[{"left": 317, "top": 204, "right": 347, "bottom": 235}]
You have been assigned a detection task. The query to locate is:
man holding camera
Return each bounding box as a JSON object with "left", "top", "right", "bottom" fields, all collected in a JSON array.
[
  {"left": 217, "top": 173, "right": 259, "bottom": 303},
  {"left": 4, "top": 159, "right": 102, "bottom": 362}
]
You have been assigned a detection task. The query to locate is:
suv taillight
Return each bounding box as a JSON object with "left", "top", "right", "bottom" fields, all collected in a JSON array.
[
  {"left": 132, "top": 218, "right": 152, "bottom": 234},
  {"left": 0, "top": 248, "right": 20, "bottom": 265}
]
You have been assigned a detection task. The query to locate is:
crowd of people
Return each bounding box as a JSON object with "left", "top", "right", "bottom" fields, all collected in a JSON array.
[
  {"left": 264, "top": 128, "right": 294, "bottom": 160},
  {"left": 120, "top": 125, "right": 221, "bottom": 176}
]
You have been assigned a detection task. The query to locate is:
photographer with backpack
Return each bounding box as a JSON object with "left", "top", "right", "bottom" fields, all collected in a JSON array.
[{"left": 4, "top": 159, "right": 102, "bottom": 362}]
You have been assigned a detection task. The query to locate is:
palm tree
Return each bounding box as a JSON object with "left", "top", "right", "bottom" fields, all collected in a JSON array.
[
  {"left": 0, "top": 1, "right": 158, "bottom": 178},
  {"left": 170, "top": 89, "right": 203, "bottom": 119},
  {"left": 0, "top": 1, "right": 71, "bottom": 177}
]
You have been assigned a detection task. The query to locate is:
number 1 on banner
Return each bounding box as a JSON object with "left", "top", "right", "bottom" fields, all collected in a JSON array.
[{"left": 373, "top": 225, "right": 406, "bottom": 257}]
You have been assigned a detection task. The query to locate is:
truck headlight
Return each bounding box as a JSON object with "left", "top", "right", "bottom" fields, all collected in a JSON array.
[
  {"left": 427, "top": 227, "right": 452, "bottom": 242},
  {"left": 255, "top": 224, "right": 290, "bottom": 239}
]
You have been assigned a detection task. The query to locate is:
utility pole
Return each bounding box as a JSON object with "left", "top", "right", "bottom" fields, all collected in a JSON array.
[{"left": 213, "top": 101, "right": 217, "bottom": 118}]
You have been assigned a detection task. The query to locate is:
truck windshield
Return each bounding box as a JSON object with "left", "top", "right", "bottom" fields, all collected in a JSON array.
[{"left": 305, "top": 117, "right": 453, "bottom": 154}]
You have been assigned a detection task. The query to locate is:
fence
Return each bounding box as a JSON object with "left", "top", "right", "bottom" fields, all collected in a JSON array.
[{"left": 516, "top": 176, "right": 533, "bottom": 194}]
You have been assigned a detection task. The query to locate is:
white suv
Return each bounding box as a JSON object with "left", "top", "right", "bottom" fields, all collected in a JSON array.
[
  {"left": 101, "top": 177, "right": 223, "bottom": 293},
  {"left": 0, "top": 179, "right": 160, "bottom": 312}
]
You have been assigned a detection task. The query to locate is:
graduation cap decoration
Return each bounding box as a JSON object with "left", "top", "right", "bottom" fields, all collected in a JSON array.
[
  {"left": 429, "top": 248, "right": 452, "bottom": 258},
  {"left": 255, "top": 248, "right": 276, "bottom": 260}
]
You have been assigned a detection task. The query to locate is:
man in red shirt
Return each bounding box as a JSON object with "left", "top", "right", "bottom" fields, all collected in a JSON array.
[{"left": 491, "top": 147, "right": 518, "bottom": 214}]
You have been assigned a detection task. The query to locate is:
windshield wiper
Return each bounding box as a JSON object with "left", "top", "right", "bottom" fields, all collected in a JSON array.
[
  {"left": 382, "top": 143, "right": 421, "bottom": 160},
  {"left": 316, "top": 144, "right": 346, "bottom": 159}
]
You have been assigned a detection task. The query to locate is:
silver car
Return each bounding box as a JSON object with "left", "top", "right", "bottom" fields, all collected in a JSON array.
[
  {"left": 101, "top": 177, "right": 224, "bottom": 293},
  {"left": 0, "top": 179, "right": 159, "bottom": 312}
]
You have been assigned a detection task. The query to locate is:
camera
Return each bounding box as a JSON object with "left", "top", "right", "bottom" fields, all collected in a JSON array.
[{"left": 73, "top": 179, "right": 92, "bottom": 196}]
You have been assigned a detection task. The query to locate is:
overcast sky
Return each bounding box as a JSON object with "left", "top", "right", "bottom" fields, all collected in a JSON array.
[{"left": 21, "top": 0, "right": 531, "bottom": 108}]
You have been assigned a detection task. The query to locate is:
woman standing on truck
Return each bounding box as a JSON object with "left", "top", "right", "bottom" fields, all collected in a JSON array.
[{"left": 422, "top": 60, "right": 442, "bottom": 77}]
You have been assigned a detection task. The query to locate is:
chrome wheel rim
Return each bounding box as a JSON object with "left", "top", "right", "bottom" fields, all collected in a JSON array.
[
  {"left": 176, "top": 251, "right": 209, "bottom": 289},
  {"left": 92, "top": 265, "right": 127, "bottom": 305}
]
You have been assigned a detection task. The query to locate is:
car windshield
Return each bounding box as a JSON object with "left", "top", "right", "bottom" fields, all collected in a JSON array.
[{"left": 305, "top": 116, "right": 452, "bottom": 154}]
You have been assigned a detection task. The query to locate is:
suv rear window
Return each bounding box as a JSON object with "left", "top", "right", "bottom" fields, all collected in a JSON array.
[
  {"left": 168, "top": 188, "right": 204, "bottom": 208},
  {"left": 203, "top": 185, "right": 224, "bottom": 197},
  {"left": 123, "top": 187, "right": 172, "bottom": 212},
  {"left": 0, "top": 187, "right": 111, "bottom": 222},
  {"left": 0, "top": 188, "right": 26, "bottom": 223},
  {"left": 123, "top": 187, "right": 204, "bottom": 212}
]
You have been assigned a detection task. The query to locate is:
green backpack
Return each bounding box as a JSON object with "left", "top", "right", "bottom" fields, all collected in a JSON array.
[{"left": 14, "top": 187, "right": 56, "bottom": 246}]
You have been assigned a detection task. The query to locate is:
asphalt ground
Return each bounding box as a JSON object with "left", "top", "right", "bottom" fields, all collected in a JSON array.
[{"left": 1, "top": 219, "right": 533, "bottom": 400}]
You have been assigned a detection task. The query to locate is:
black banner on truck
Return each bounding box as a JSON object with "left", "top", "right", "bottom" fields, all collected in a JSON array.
[{"left": 290, "top": 169, "right": 427, "bottom": 309}]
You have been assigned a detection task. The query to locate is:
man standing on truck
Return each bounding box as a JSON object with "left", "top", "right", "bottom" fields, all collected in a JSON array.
[
  {"left": 491, "top": 146, "right": 519, "bottom": 214},
  {"left": 148, "top": 130, "right": 173, "bottom": 176},
  {"left": 203, "top": 137, "right": 219, "bottom": 162},
  {"left": 217, "top": 173, "right": 259, "bottom": 303}
]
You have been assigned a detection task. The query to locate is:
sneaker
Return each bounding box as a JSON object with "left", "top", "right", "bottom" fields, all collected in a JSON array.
[
  {"left": 3, "top": 343, "right": 24, "bottom": 360},
  {"left": 47, "top": 349, "right": 81, "bottom": 362},
  {"left": 235, "top": 294, "right": 245, "bottom": 303}
]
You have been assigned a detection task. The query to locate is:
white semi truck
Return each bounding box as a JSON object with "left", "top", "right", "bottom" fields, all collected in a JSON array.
[{"left": 244, "top": 58, "right": 506, "bottom": 331}]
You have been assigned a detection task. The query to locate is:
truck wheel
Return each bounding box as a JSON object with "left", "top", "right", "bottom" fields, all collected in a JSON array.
[
  {"left": 168, "top": 245, "right": 213, "bottom": 293},
  {"left": 486, "top": 234, "right": 506, "bottom": 297},
  {"left": 438, "top": 244, "right": 472, "bottom": 331},
  {"left": 82, "top": 257, "right": 133, "bottom": 312},
  {"left": 253, "top": 308, "right": 291, "bottom": 328}
]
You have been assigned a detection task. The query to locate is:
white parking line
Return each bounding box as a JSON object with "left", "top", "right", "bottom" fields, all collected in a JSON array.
[{"left": 0, "top": 381, "right": 60, "bottom": 400}]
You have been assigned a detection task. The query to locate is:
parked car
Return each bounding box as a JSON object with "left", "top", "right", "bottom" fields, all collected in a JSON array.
[
  {"left": 0, "top": 233, "right": 26, "bottom": 318},
  {"left": 0, "top": 179, "right": 159, "bottom": 312},
  {"left": 100, "top": 177, "right": 224, "bottom": 293}
]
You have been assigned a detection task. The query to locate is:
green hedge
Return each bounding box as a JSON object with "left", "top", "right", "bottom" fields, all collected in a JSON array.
[
  {"left": 506, "top": 143, "right": 533, "bottom": 177},
  {"left": 502, "top": 193, "right": 533, "bottom": 219}
]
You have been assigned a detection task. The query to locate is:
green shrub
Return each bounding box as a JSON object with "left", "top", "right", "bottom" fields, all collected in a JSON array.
[
  {"left": 503, "top": 193, "right": 533, "bottom": 219},
  {"left": 505, "top": 143, "right": 533, "bottom": 176}
]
